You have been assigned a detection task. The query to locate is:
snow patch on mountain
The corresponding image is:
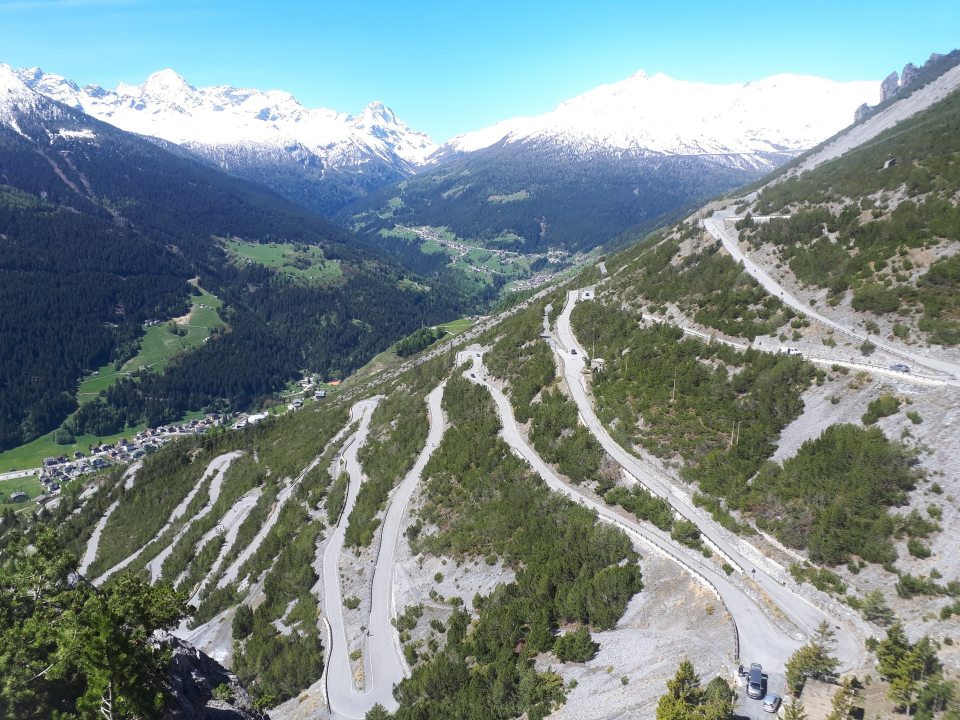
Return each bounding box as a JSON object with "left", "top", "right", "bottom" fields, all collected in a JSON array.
[
  {"left": 436, "top": 70, "right": 881, "bottom": 161},
  {"left": 16, "top": 67, "right": 437, "bottom": 170},
  {"left": 0, "top": 62, "right": 44, "bottom": 130}
]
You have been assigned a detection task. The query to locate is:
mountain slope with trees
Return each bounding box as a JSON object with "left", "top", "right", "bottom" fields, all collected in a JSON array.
[{"left": 0, "top": 66, "right": 485, "bottom": 450}]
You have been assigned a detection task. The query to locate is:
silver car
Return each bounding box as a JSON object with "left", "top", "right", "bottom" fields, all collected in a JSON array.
[{"left": 762, "top": 694, "right": 781, "bottom": 713}]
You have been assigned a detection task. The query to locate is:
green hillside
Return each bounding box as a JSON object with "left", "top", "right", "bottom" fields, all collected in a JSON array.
[
  {"left": 336, "top": 142, "right": 772, "bottom": 259},
  {"left": 740, "top": 87, "right": 960, "bottom": 345},
  {"left": 0, "top": 89, "right": 488, "bottom": 454}
]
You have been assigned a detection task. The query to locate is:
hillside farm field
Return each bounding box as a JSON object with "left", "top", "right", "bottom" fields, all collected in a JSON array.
[
  {"left": 382, "top": 226, "right": 544, "bottom": 286},
  {"left": 0, "top": 474, "right": 44, "bottom": 503},
  {"left": 0, "top": 289, "right": 225, "bottom": 471},
  {"left": 77, "top": 287, "right": 224, "bottom": 405},
  {"left": 222, "top": 238, "right": 343, "bottom": 281}
]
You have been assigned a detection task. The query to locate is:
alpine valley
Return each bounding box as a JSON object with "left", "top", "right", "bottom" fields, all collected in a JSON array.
[{"left": 2, "top": 44, "right": 960, "bottom": 720}]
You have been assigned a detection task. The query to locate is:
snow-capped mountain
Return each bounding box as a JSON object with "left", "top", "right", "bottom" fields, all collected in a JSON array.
[
  {"left": 434, "top": 70, "right": 880, "bottom": 164},
  {"left": 341, "top": 71, "right": 880, "bottom": 255},
  {"left": 16, "top": 66, "right": 437, "bottom": 216},
  {"left": 0, "top": 63, "right": 46, "bottom": 132}
]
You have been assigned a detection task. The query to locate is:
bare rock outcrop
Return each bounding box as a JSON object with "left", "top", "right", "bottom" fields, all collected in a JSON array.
[
  {"left": 901, "top": 62, "right": 922, "bottom": 89},
  {"left": 155, "top": 631, "right": 268, "bottom": 720},
  {"left": 880, "top": 71, "right": 900, "bottom": 102}
]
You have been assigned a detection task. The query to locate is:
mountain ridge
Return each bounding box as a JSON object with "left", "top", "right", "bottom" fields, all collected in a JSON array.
[
  {"left": 432, "top": 70, "right": 880, "bottom": 163},
  {"left": 14, "top": 64, "right": 437, "bottom": 216}
]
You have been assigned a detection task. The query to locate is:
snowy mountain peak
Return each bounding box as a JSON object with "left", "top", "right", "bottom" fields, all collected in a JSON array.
[
  {"left": 437, "top": 69, "right": 880, "bottom": 161},
  {"left": 15, "top": 65, "right": 438, "bottom": 170},
  {"left": 358, "top": 100, "right": 396, "bottom": 125},
  {"left": 0, "top": 62, "right": 43, "bottom": 127}
]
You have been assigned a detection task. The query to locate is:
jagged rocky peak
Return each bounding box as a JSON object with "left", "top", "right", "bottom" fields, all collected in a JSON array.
[
  {"left": 852, "top": 49, "right": 960, "bottom": 121},
  {"left": 14, "top": 64, "right": 438, "bottom": 171},
  {"left": 0, "top": 62, "right": 44, "bottom": 122},
  {"left": 901, "top": 62, "right": 922, "bottom": 89},
  {"left": 880, "top": 71, "right": 900, "bottom": 102}
]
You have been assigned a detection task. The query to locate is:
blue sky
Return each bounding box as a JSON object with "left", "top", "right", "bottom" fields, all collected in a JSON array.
[{"left": 1, "top": 0, "right": 956, "bottom": 142}]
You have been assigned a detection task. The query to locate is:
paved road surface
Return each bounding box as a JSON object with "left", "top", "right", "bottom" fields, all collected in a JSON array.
[
  {"left": 323, "top": 398, "right": 386, "bottom": 719},
  {"left": 543, "top": 291, "right": 864, "bottom": 672},
  {"left": 460, "top": 350, "right": 808, "bottom": 674},
  {"left": 703, "top": 216, "right": 960, "bottom": 382},
  {"left": 324, "top": 386, "right": 447, "bottom": 719}
]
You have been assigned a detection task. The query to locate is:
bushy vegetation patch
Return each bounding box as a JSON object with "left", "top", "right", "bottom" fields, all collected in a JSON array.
[
  {"left": 88, "top": 439, "right": 226, "bottom": 578},
  {"left": 595, "top": 232, "right": 793, "bottom": 340},
  {"left": 752, "top": 424, "right": 922, "bottom": 565},
  {"left": 745, "top": 89, "right": 960, "bottom": 343},
  {"left": 571, "top": 302, "right": 813, "bottom": 506},
  {"left": 346, "top": 356, "right": 450, "bottom": 548},
  {"left": 528, "top": 386, "right": 604, "bottom": 484},
  {"left": 395, "top": 375, "right": 642, "bottom": 719},
  {"left": 233, "top": 517, "right": 325, "bottom": 706}
]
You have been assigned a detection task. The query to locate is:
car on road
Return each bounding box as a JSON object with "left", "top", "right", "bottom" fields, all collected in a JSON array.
[
  {"left": 476, "top": 353, "right": 481, "bottom": 357},
  {"left": 571, "top": 349, "right": 577, "bottom": 354},
  {"left": 470, "top": 373, "right": 476, "bottom": 378},
  {"left": 747, "top": 663, "right": 764, "bottom": 699},
  {"left": 891, "top": 363, "right": 911, "bottom": 372},
  {"left": 762, "top": 694, "right": 781, "bottom": 713}
]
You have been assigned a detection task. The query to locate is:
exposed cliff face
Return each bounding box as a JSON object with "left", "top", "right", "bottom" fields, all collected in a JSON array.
[
  {"left": 880, "top": 71, "right": 901, "bottom": 102},
  {"left": 851, "top": 50, "right": 960, "bottom": 124},
  {"left": 157, "top": 631, "right": 269, "bottom": 720},
  {"left": 900, "top": 62, "right": 922, "bottom": 89}
]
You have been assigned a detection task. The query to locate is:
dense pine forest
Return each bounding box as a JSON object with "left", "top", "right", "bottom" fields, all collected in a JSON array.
[
  {"left": 0, "top": 99, "right": 491, "bottom": 450},
  {"left": 337, "top": 143, "right": 771, "bottom": 254}
]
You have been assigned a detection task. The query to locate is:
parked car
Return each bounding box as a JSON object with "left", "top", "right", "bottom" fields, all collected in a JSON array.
[
  {"left": 762, "top": 694, "right": 781, "bottom": 713},
  {"left": 747, "top": 663, "right": 764, "bottom": 699},
  {"left": 891, "top": 363, "right": 911, "bottom": 372}
]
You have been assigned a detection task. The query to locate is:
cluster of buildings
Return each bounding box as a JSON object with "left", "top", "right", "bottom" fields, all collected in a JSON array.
[{"left": 34, "top": 415, "right": 225, "bottom": 496}]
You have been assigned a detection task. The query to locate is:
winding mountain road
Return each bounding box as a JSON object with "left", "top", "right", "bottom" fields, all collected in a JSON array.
[
  {"left": 324, "top": 385, "right": 446, "bottom": 719},
  {"left": 323, "top": 398, "right": 386, "bottom": 719},
  {"left": 549, "top": 290, "right": 864, "bottom": 670},
  {"left": 703, "top": 215, "right": 960, "bottom": 382}
]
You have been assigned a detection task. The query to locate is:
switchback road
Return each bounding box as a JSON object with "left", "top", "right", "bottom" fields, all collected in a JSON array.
[
  {"left": 536, "top": 291, "right": 865, "bottom": 673},
  {"left": 703, "top": 216, "right": 960, "bottom": 382}
]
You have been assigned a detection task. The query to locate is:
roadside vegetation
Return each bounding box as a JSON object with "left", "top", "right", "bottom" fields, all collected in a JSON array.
[
  {"left": 655, "top": 658, "right": 736, "bottom": 720},
  {"left": 744, "top": 88, "right": 960, "bottom": 344},
  {"left": 346, "top": 355, "right": 451, "bottom": 548},
  {"left": 395, "top": 375, "right": 642, "bottom": 719},
  {"left": 599, "top": 228, "right": 794, "bottom": 340},
  {"left": 0, "top": 526, "right": 191, "bottom": 719},
  {"left": 570, "top": 299, "right": 928, "bottom": 567}
]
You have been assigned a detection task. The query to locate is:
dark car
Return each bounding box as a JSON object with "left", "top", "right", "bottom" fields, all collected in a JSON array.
[
  {"left": 747, "top": 663, "right": 764, "bottom": 699},
  {"left": 571, "top": 349, "right": 577, "bottom": 355},
  {"left": 891, "top": 363, "right": 911, "bottom": 372}
]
